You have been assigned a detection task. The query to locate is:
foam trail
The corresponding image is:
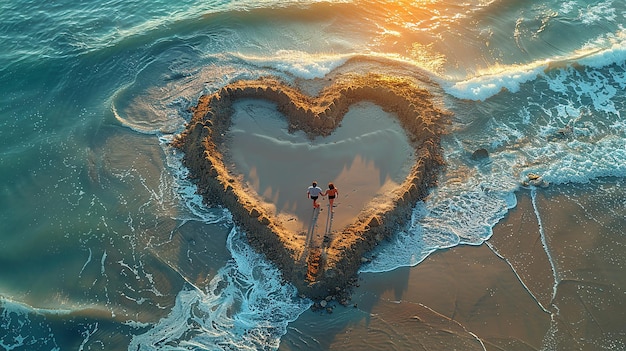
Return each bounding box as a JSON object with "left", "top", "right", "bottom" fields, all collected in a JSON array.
[
  {"left": 530, "top": 188, "right": 559, "bottom": 303},
  {"left": 78, "top": 323, "right": 98, "bottom": 351},
  {"left": 78, "top": 247, "right": 92, "bottom": 278}
]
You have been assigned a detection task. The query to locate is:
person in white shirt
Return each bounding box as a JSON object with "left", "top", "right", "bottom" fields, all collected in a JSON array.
[{"left": 307, "top": 181, "right": 325, "bottom": 209}]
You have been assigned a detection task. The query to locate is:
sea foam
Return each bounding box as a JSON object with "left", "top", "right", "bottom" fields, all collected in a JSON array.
[
  {"left": 128, "top": 226, "right": 311, "bottom": 351},
  {"left": 444, "top": 64, "right": 545, "bottom": 102},
  {"left": 234, "top": 51, "right": 352, "bottom": 80},
  {"left": 364, "top": 45, "right": 626, "bottom": 273},
  {"left": 0, "top": 297, "right": 75, "bottom": 350},
  {"left": 442, "top": 28, "right": 626, "bottom": 102}
]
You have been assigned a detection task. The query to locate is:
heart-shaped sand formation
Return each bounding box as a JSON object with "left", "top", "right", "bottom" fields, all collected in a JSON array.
[{"left": 172, "top": 73, "right": 449, "bottom": 299}]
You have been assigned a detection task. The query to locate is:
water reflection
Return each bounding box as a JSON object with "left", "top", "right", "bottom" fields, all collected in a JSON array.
[{"left": 227, "top": 99, "right": 415, "bottom": 233}]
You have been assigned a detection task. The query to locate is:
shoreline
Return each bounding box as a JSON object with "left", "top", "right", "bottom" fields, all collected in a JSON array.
[
  {"left": 171, "top": 73, "right": 450, "bottom": 299},
  {"left": 280, "top": 181, "right": 626, "bottom": 350}
]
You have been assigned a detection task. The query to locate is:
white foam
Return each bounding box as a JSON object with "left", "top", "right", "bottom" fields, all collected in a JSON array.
[
  {"left": 443, "top": 64, "right": 544, "bottom": 101},
  {"left": 559, "top": 1, "right": 577, "bottom": 14},
  {"left": 233, "top": 50, "right": 352, "bottom": 80},
  {"left": 0, "top": 297, "right": 73, "bottom": 316},
  {"left": 443, "top": 27, "right": 626, "bottom": 102},
  {"left": 578, "top": 29, "right": 626, "bottom": 69},
  {"left": 78, "top": 323, "right": 99, "bottom": 351},
  {"left": 366, "top": 137, "right": 625, "bottom": 274},
  {"left": 529, "top": 136, "right": 626, "bottom": 185},
  {"left": 359, "top": 204, "right": 437, "bottom": 273},
  {"left": 530, "top": 188, "right": 559, "bottom": 302},
  {"left": 128, "top": 226, "right": 311, "bottom": 350},
  {"left": 578, "top": 0, "right": 617, "bottom": 25},
  {"left": 78, "top": 247, "right": 93, "bottom": 278},
  {"left": 485, "top": 241, "right": 552, "bottom": 313}
]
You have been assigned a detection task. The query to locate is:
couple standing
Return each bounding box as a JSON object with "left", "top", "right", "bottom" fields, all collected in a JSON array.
[{"left": 307, "top": 181, "right": 338, "bottom": 212}]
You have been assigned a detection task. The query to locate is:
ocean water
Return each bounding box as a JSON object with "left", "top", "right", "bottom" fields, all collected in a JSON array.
[{"left": 0, "top": 0, "right": 624, "bottom": 350}]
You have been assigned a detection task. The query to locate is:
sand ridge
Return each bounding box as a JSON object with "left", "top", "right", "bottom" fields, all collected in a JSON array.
[{"left": 172, "top": 73, "right": 450, "bottom": 299}]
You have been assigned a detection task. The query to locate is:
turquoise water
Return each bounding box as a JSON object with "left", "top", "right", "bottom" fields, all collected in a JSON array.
[{"left": 1, "top": 0, "right": 625, "bottom": 349}]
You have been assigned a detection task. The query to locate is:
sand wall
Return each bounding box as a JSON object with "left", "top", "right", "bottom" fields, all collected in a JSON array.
[{"left": 172, "top": 73, "right": 449, "bottom": 299}]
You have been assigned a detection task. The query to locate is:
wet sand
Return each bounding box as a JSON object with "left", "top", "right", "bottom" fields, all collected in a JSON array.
[
  {"left": 226, "top": 99, "right": 415, "bottom": 234},
  {"left": 279, "top": 181, "right": 626, "bottom": 351}
]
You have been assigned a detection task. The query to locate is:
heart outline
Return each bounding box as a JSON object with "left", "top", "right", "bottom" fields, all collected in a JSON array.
[{"left": 173, "top": 73, "right": 449, "bottom": 299}]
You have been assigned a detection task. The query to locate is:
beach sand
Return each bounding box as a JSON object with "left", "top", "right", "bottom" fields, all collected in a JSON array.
[{"left": 279, "top": 181, "right": 626, "bottom": 351}]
